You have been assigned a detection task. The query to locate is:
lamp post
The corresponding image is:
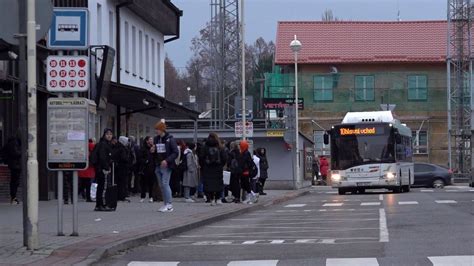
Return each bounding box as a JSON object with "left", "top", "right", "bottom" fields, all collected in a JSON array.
[
  {"left": 187, "top": 86, "right": 191, "bottom": 102},
  {"left": 290, "top": 35, "right": 301, "bottom": 189}
]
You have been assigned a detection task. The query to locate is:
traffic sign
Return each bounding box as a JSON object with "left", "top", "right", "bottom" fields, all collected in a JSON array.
[
  {"left": 47, "top": 56, "right": 89, "bottom": 92},
  {"left": 234, "top": 96, "right": 254, "bottom": 120},
  {"left": 48, "top": 8, "right": 89, "bottom": 50},
  {"left": 235, "top": 121, "right": 254, "bottom": 138}
]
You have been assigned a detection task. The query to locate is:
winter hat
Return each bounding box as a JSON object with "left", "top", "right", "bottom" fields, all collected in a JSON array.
[
  {"left": 155, "top": 121, "right": 167, "bottom": 132},
  {"left": 118, "top": 136, "right": 129, "bottom": 146},
  {"left": 240, "top": 140, "right": 249, "bottom": 153},
  {"left": 102, "top": 128, "right": 113, "bottom": 137}
]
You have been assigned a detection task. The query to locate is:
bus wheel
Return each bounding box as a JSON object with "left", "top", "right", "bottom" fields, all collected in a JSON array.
[
  {"left": 403, "top": 185, "right": 411, "bottom": 192},
  {"left": 393, "top": 185, "right": 402, "bottom": 193},
  {"left": 338, "top": 188, "right": 346, "bottom": 195}
]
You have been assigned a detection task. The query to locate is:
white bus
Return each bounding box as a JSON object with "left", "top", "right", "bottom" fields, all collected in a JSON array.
[{"left": 324, "top": 111, "right": 414, "bottom": 195}]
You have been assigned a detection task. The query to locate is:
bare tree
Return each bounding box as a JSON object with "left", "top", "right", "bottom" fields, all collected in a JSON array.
[{"left": 322, "top": 9, "right": 339, "bottom": 21}]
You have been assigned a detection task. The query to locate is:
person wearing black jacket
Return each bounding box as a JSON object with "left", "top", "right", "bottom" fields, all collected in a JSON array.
[
  {"left": 256, "top": 148, "right": 269, "bottom": 195},
  {"left": 227, "top": 141, "right": 242, "bottom": 203},
  {"left": 138, "top": 136, "right": 156, "bottom": 202},
  {"left": 115, "top": 136, "right": 131, "bottom": 202},
  {"left": 153, "top": 121, "right": 179, "bottom": 213},
  {"left": 3, "top": 136, "right": 21, "bottom": 204},
  {"left": 95, "top": 129, "right": 114, "bottom": 211}
]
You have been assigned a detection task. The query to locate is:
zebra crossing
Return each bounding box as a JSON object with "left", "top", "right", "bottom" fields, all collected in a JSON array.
[
  {"left": 282, "top": 199, "right": 466, "bottom": 209},
  {"left": 127, "top": 256, "right": 474, "bottom": 266}
]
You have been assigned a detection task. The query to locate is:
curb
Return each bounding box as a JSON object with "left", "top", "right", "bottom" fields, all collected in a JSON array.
[{"left": 80, "top": 189, "right": 310, "bottom": 265}]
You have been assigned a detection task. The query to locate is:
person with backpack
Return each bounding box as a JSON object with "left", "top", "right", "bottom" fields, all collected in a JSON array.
[
  {"left": 3, "top": 135, "right": 21, "bottom": 204},
  {"left": 153, "top": 121, "right": 179, "bottom": 213},
  {"left": 239, "top": 140, "right": 258, "bottom": 204},
  {"left": 94, "top": 128, "right": 114, "bottom": 211},
  {"left": 256, "top": 148, "right": 269, "bottom": 195},
  {"left": 199, "top": 133, "right": 228, "bottom": 206},
  {"left": 138, "top": 136, "right": 157, "bottom": 203},
  {"left": 182, "top": 142, "right": 199, "bottom": 203},
  {"left": 227, "top": 141, "right": 242, "bottom": 203},
  {"left": 78, "top": 139, "right": 96, "bottom": 202}
]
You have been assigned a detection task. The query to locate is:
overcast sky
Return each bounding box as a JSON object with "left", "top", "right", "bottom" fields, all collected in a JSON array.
[{"left": 166, "top": 0, "right": 446, "bottom": 69}]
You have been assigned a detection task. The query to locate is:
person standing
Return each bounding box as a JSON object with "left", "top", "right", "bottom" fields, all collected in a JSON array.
[
  {"left": 228, "top": 141, "right": 242, "bottom": 203},
  {"left": 182, "top": 143, "right": 199, "bottom": 203},
  {"left": 199, "top": 133, "right": 228, "bottom": 206},
  {"left": 256, "top": 148, "right": 269, "bottom": 195},
  {"left": 153, "top": 121, "right": 179, "bottom": 212},
  {"left": 138, "top": 136, "right": 157, "bottom": 203},
  {"left": 128, "top": 136, "right": 140, "bottom": 195},
  {"left": 115, "top": 136, "right": 131, "bottom": 202},
  {"left": 251, "top": 150, "right": 261, "bottom": 196},
  {"left": 78, "top": 139, "right": 96, "bottom": 202},
  {"left": 239, "top": 140, "right": 256, "bottom": 204},
  {"left": 95, "top": 129, "right": 114, "bottom": 211},
  {"left": 3, "top": 136, "right": 21, "bottom": 204},
  {"left": 320, "top": 156, "right": 329, "bottom": 185}
]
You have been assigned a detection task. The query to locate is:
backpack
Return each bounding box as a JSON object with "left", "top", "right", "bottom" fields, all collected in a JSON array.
[
  {"left": 229, "top": 157, "right": 242, "bottom": 174},
  {"left": 248, "top": 160, "right": 258, "bottom": 179},
  {"left": 205, "top": 146, "right": 221, "bottom": 165},
  {"left": 178, "top": 152, "right": 188, "bottom": 172},
  {"left": 89, "top": 143, "right": 99, "bottom": 166}
]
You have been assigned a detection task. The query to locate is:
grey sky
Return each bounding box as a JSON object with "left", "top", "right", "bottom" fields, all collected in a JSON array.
[{"left": 166, "top": 0, "right": 446, "bottom": 69}]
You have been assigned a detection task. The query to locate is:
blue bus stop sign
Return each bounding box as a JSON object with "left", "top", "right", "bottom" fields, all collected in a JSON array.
[{"left": 48, "top": 8, "right": 89, "bottom": 50}]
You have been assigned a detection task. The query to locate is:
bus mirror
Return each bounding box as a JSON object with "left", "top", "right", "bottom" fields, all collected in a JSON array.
[
  {"left": 323, "top": 133, "right": 329, "bottom": 145},
  {"left": 396, "top": 134, "right": 402, "bottom": 144}
]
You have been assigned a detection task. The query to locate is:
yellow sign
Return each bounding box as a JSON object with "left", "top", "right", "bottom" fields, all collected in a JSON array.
[
  {"left": 340, "top": 127, "right": 376, "bottom": 136},
  {"left": 266, "top": 130, "right": 284, "bottom": 137}
]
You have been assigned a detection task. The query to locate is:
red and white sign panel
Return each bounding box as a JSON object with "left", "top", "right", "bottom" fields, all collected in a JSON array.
[{"left": 47, "top": 56, "right": 89, "bottom": 92}]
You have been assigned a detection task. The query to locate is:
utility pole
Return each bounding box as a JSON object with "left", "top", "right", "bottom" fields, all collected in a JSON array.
[
  {"left": 241, "top": 0, "right": 246, "bottom": 140},
  {"left": 26, "top": 0, "right": 39, "bottom": 250}
]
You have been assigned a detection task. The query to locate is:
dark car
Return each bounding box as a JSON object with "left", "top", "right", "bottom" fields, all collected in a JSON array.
[{"left": 414, "top": 163, "right": 452, "bottom": 189}]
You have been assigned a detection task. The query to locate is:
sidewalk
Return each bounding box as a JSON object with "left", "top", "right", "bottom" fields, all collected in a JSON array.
[{"left": 0, "top": 189, "right": 308, "bottom": 265}]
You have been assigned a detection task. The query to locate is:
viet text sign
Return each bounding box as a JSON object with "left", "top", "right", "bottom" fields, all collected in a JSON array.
[
  {"left": 235, "top": 121, "right": 254, "bottom": 138},
  {"left": 47, "top": 98, "right": 89, "bottom": 170},
  {"left": 263, "top": 98, "right": 304, "bottom": 110},
  {"left": 47, "top": 56, "right": 89, "bottom": 92},
  {"left": 48, "top": 8, "right": 89, "bottom": 50}
]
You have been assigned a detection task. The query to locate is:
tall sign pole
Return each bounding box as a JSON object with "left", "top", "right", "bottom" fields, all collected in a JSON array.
[
  {"left": 290, "top": 35, "right": 302, "bottom": 189},
  {"left": 240, "top": 0, "right": 246, "bottom": 140},
  {"left": 26, "top": 0, "right": 39, "bottom": 250}
]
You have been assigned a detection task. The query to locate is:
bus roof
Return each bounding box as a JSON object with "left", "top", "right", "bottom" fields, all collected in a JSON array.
[{"left": 341, "top": 111, "right": 412, "bottom": 136}]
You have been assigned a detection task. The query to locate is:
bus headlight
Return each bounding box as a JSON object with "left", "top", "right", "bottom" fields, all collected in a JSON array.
[
  {"left": 331, "top": 173, "right": 342, "bottom": 182},
  {"left": 385, "top": 172, "right": 396, "bottom": 180}
]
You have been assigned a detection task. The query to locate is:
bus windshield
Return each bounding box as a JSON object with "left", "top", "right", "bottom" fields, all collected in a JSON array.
[{"left": 331, "top": 124, "right": 395, "bottom": 170}]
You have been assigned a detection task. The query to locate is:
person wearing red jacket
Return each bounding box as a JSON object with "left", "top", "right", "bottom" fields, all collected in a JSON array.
[
  {"left": 79, "top": 139, "right": 96, "bottom": 202},
  {"left": 320, "top": 156, "right": 329, "bottom": 184}
]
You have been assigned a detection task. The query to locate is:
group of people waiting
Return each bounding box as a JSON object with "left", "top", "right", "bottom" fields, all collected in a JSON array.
[{"left": 89, "top": 120, "right": 270, "bottom": 212}]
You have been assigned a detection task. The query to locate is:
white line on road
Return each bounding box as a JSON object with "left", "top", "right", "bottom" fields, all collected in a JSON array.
[
  {"left": 379, "top": 208, "right": 389, "bottom": 242},
  {"left": 242, "top": 240, "right": 260, "bottom": 244},
  {"left": 446, "top": 190, "right": 461, "bottom": 192},
  {"left": 270, "top": 240, "right": 285, "bottom": 244},
  {"left": 323, "top": 203, "right": 344, "bottom": 207},
  {"left": 361, "top": 202, "right": 381, "bottom": 206},
  {"left": 421, "top": 189, "right": 434, "bottom": 192},
  {"left": 428, "top": 255, "right": 474, "bottom": 266},
  {"left": 435, "top": 200, "right": 457, "bottom": 204},
  {"left": 398, "top": 201, "right": 419, "bottom": 205},
  {"left": 326, "top": 191, "right": 338, "bottom": 194},
  {"left": 327, "top": 258, "right": 379, "bottom": 266},
  {"left": 128, "top": 262, "right": 179, "bottom": 266},
  {"left": 379, "top": 194, "right": 383, "bottom": 201},
  {"left": 469, "top": 189, "right": 474, "bottom": 192},
  {"left": 284, "top": 204, "right": 307, "bottom": 208},
  {"left": 228, "top": 260, "right": 279, "bottom": 266}
]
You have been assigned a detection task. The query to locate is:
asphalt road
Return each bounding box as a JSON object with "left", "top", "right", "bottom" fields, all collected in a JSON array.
[{"left": 100, "top": 186, "right": 474, "bottom": 266}]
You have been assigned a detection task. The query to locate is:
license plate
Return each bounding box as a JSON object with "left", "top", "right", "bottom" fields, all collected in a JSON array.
[{"left": 357, "top": 182, "right": 371, "bottom": 186}]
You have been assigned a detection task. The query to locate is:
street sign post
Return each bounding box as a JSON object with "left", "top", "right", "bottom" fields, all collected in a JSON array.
[
  {"left": 235, "top": 96, "right": 254, "bottom": 120},
  {"left": 47, "top": 98, "right": 89, "bottom": 170},
  {"left": 47, "top": 8, "right": 89, "bottom": 50},
  {"left": 235, "top": 121, "right": 254, "bottom": 138},
  {"left": 47, "top": 56, "right": 89, "bottom": 92}
]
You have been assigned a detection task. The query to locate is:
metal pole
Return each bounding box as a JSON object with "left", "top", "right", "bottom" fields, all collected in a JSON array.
[
  {"left": 193, "top": 120, "right": 198, "bottom": 144},
  {"left": 240, "top": 0, "right": 246, "bottom": 140},
  {"left": 294, "top": 48, "right": 300, "bottom": 189},
  {"left": 26, "top": 0, "right": 39, "bottom": 250},
  {"left": 57, "top": 171, "right": 64, "bottom": 236},
  {"left": 72, "top": 171, "right": 79, "bottom": 236},
  {"left": 447, "top": 0, "right": 452, "bottom": 169}
]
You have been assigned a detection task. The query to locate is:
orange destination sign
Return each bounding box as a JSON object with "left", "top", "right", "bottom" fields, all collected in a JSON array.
[{"left": 340, "top": 127, "right": 377, "bottom": 136}]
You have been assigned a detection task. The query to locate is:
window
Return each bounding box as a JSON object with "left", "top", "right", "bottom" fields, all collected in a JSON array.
[
  {"left": 145, "top": 34, "right": 149, "bottom": 81},
  {"left": 414, "top": 163, "right": 435, "bottom": 173},
  {"left": 408, "top": 75, "right": 427, "bottom": 101},
  {"left": 354, "top": 75, "right": 374, "bottom": 101},
  {"left": 97, "top": 4, "right": 102, "bottom": 44},
  {"left": 412, "top": 130, "right": 428, "bottom": 154},
  {"left": 313, "top": 130, "right": 330, "bottom": 156},
  {"left": 139, "top": 30, "right": 143, "bottom": 77},
  {"left": 151, "top": 39, "right": 155, "bottom": 84},
  {"left": 124, "top": 21, "right": 129, "bottom": 71},
  {"left": 157, "top": 42, "right": 161, "bottom": 85},
  {"left": 132, "top": 26, "right": 136, "bottom": 74},
  {"left": 108, "top": 11, "right": 114, "bottom": 47},
  {"left": 313, "top": 75, "right": 333, "bottom": 101}
]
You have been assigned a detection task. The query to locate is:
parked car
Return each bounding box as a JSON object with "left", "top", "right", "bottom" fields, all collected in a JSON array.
[{"left": 413, "top": 163, "right": 452, "bottom": 189}]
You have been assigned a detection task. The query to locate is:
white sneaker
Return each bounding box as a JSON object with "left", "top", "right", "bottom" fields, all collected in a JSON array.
[
  {"left": 216, "top": 199, "right": 223, "bottom": 205},
  {"left": 140, "top": 198, "right": 145, "bottom": 203},
  {"left": 185, "top": 198, "right": 195, "bottom": 203},
  {"left": 158, "top": 204, "right": 174, "bottom": 212},
  {"left": 149, "top": 198, "right": 154, "bottom": 203},
  {"left": 210, "top": 200, "right": 216, "bottom": 206}
]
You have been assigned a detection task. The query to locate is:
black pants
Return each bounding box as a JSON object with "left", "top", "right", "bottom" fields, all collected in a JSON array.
[
  {"left": 206, "top": 191, "right": 219, "bottom": 201},
  {"left": 9, "top": 168, "right": 20, "bottom": 200},
  {"left": 140, "top": 171, "right": 155, "bottom": 199},
  {"left": 79, "top": 178, "right": 92, "bottom": 201},
  {"left": 257, "top": 178, "right": 267, "bottom": 193},
  {"left": 170, "top": 169, "right": 182, "bottom": 197},
  {"left": 95, "top": 171, "right": 106, "bottom": 208},
  {"left": 230, "top": 173, "right": 251, "bottom": 200}
]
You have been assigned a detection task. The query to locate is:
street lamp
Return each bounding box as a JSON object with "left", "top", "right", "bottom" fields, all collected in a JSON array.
[
  {"left": 186, "top": 86, "right": 191, "bottom": 102},
  {"left": 290, "top": 35, "right": 301, "bottom": 189}
]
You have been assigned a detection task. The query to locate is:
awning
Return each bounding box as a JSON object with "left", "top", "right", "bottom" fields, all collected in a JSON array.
[{"left": 108, "top": 82, "right": 199, "bottom": 120}]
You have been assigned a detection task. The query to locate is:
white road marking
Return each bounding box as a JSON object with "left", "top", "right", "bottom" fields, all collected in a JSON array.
[
  {"left": 469, "top": 189, "right": 474, "bottom": 192},
  {"left": 428, "top": 255, "right": 474, "bottom": 266},
  {"left": 242, "top": 240, "right": 260, "bottom": 244},
  {"left": 379, "top": 208, "right": 389, "bottom": 242},
  {"left": 228, "top": 260, "right": 279, "bottom": 266},
  {"left": 379, "top": 194, "right": 383, "bottom": 201},
  {"left": 284, "top": 204, "right": 307, "bottom": 208},
  {"left": 318, "top": 209, "right": 328, "bottom": 212},
  {"left": 435, "top": 200, "right": 457, "bottom": 204},
  {"left": 446, "top": 190, "right": 460, "bottom": 192},
  {"left": 303, "top": 210, "right": 312, "bottom": 212},
  {"left": 326, "top": 191, "right": 338, "bottom": 194},
  {"left": 327, "top": 258, "right": 379, "bottom": 266},
  {"left": 321, "top": 239, "right": 336, "bottom": 244},
  {"left": 398, "top": 201, "right": 419, "bottom": 205},
  {"left": 295, "top": 239, "right": 319, "bottom": 244},
  {"left": 128, "top": 262, "right": 179, "bottom": 266},
  {"left": 361, "top": 202, "right": 381, "bottom": 206},
  {"left": 421, "top": 189, "right": 434, "bottom": 192},
  {"left": 270, "top": 240, "right": 285, "bottom": 244},
  {"left": 323, "top": 203, "right": 344, "bottom": 207}
]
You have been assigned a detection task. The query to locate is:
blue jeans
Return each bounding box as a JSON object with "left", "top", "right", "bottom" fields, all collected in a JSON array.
[{"left": 155, "top": 167, "right": 172, "bottom": 205}]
